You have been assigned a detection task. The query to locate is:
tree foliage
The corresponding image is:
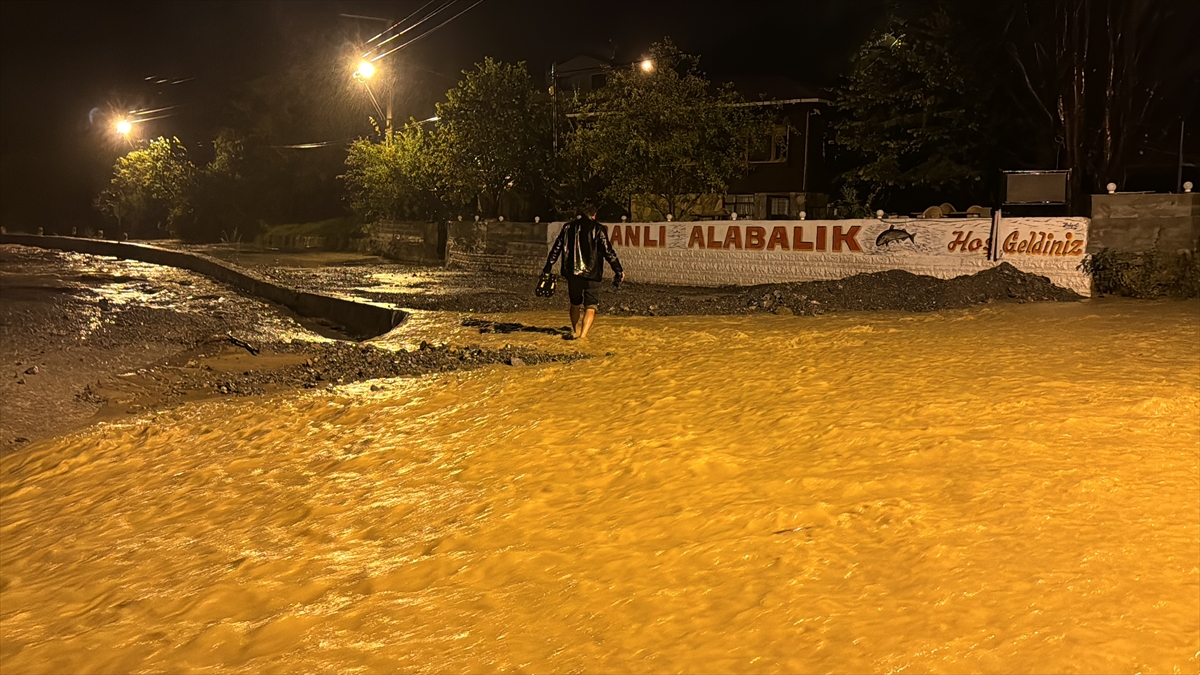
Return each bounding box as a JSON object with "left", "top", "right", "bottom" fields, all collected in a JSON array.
[
  {"left": 343, "top": 122, "right": 444, "bottom": 221},
  {"left": 833, "top": 10, "right": 988, "bottom": 209},
  {"left": 95, "top": 137, "right": 195, "bottom": 238},
  {"left": 172, "top": 130, "right": 262, "bottom": 242},
  {"left": 96, "top": 133, "right": 264, "bottom": 242},
  {"left": 575, "top": 40, "right": 764, "bottom": 220},
  {"left": 435, "top": 57, "right": 552, "bottom": 217}
]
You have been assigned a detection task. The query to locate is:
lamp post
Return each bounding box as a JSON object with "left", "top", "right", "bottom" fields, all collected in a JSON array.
[
  {"left": 551, "top": 62, "right": 558, "bottom": 153},
  {"left": 354, "top": 60, "right": 391, "bottom": 137},
  {"left": 1177, "top": 118, "right": 1186, "bottom": 193},
  {"left": 802, "top": 107, "right": 821, "bottom": 194},
  {"left": 343, "top": 14, "right": 394, "bottom": 137}
]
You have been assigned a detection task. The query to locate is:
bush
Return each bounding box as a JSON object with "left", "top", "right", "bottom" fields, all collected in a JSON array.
[
  {"left": 255, "top": 217, "right": 366, "bottom": 250},
  {"left": 830, "top": 184, "right": 878, "bottom": 219},
  {"left": 1081, "top": 248, "right": 1200, "bottom": 298}
]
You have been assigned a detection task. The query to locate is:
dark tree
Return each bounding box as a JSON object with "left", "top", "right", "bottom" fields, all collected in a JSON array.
[
  {"left": 1001, "top": 0, "right": 1200, "bottom": 204},
  {"left": 435, "top": 58, "right": 553, "bottom": 218},
  {"left": 832, "top": 9, "right": 990, "bottom": 212},
  {"left": 575, "top": 39, "right": 765, "bottom": 221}
]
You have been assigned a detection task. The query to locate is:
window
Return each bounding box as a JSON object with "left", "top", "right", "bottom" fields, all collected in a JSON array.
[
  {"left": 749, "top": 124, "right": 789, "bottom": 163},
  {"left": 590, "top": 73, "right": 607, "bottom": 90},
  {"left": 724, "top": 194, "right": 755, "bottom": 217},
  {"left": 769, "top": 196, "right": 789, "bottom": 218}
]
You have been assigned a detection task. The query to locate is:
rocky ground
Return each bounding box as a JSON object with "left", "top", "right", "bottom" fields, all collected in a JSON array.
[
  {"left": 192, "top": 246, "right": 1081, "bottom": 316},
  {"left": 0, "top": 245, "right": 581, "bottom": 449}
]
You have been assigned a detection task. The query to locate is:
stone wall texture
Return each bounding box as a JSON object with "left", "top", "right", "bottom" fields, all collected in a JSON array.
[
  {"left": 368, "top": 221, "right": 444, "bottom": 264},
  {"left": 446, "top": 221, "right": 548, "bottom": 275},
  {"left": 1088, "top": 193, "right": 1199, "bottom": 253}
]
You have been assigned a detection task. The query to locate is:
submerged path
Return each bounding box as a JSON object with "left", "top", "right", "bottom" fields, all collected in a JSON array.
[{"left": 1, "top": 301, "right": 1198, "bottom": 673}]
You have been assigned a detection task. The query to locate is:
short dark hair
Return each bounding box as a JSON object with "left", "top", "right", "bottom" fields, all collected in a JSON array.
[{"left": 581, "top": 202, "right": 599, "bottom": 216}]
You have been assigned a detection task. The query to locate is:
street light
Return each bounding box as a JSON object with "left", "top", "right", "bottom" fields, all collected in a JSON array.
[
  {"left": 352, "top": 60, "right": 390, "bottom": 137},
  {"left": 116, "top": 119, "right": 132, "bottom": 135},
  {"left": 341, "top": 13, "right": 394, "bottom": 138},
  {"left": 549, "top": 56, "right": 656, "bottom": 152}
]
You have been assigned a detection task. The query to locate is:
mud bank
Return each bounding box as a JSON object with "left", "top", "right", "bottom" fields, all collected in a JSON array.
[
  {"left": 0, "top": 234, "right": 406, "bottom": 339},
  {"left": 196, "top": 246, "right": 1083, "bottom": 316},
  {"left": 0, "top": 246, "right": 580, "bottom": 448}
]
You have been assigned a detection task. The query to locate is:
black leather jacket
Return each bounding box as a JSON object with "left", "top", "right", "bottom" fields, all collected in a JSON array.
[{"left": 543, "top": 217, "right": 623, "bottom": 282}]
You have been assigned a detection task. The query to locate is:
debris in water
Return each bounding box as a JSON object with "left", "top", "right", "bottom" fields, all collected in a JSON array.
[
  {"left": 462, "top": 318, "right": 571, "bottom": 337},
  {"left": 226, "top": 333, "right": 260, "bottom": 355}
]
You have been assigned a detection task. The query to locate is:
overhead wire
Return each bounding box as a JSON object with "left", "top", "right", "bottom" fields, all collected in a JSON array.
[
  {"left": 364, "top": 0, "right": 439, "bottom": 46},
  {"left": 271, "top": 139, "right": 355, "bottom": 149},
  {"left": 363, "top": 0, "right": 458, "bottom": 58},
  {"left": 370, "top": 0, "right": 485, "bottom": 62},
  {"left": 129, "top": 105, "right": 181, "bottom": 116},
  {"left": 118, "top": 1, "right": 481, "bottom": 147}
]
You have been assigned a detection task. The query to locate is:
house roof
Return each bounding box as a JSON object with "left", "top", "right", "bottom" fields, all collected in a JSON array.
[
  {"left": 555, "top": 54, "right": 612, "bottom": 74},
  {"left": 724, "top": 76, "right": 826, "bottom": 102}
]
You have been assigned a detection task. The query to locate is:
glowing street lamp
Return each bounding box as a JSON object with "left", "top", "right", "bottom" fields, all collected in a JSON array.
[
  {"left": 352, "top": 60, "right": 390, "bottom": 136},
  {"left": 640, "top": 58, "right": 654, "bottom": 73},
  {"left": 116, "top": 119, "right": 132, "bottom": 135},
  {"left": 354, "top": 60, "right": 376, "bottom": 81}
]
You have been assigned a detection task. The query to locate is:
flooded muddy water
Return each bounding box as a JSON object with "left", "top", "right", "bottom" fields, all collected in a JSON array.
[{"left": 2, "top": 300, "right": 1198, "bottom": 674}]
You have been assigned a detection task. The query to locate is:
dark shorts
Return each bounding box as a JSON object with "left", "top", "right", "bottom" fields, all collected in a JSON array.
[{"left": 566, "top": 275, "right": 601, "bottom": 307}]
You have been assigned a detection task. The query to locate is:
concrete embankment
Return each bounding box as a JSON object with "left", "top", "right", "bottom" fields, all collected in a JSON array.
[{"left": 0, "top": 234, "right": 406, "bottom": 340}]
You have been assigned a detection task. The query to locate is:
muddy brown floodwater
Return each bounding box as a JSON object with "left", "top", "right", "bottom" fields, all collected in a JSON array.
[{"left": 2, "top": 299, "right": 1197, "bottom": 674}]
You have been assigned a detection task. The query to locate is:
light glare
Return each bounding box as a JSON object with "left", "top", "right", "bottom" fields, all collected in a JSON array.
[
  {"left": 116, "top": 119, "right": 132, "bottom": 135},
  {"left": 355, "top": 61, "right": 376, "bottom": 79}
]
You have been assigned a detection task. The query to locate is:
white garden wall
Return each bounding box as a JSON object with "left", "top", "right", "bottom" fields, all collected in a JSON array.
[{"left": 547, "top": 216, "right": 1091, "bottom": 296}]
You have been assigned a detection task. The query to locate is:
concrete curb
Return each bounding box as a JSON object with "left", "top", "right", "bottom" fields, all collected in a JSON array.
[{"left": 1, "top": 234, "right": 407, "bottom": 340}]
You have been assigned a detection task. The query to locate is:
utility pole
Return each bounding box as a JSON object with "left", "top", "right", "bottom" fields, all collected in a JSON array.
[
  {"left": 802, "top": 107, "right": 821, "bottom": 193},
  {"left": 551, "top": 62, "right": 559, "bottom": 153},
  {"left": 1178, "top": 118, "right": 1186, "bottom": 193}
]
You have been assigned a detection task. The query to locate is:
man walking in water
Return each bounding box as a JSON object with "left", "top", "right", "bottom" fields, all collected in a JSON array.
[{"left": 542, "top": 205, "right": 624, "bottom": 339}]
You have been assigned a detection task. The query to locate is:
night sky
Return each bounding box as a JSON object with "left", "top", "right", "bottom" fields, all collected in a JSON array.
[{"left": 1, "top": 0, "right": 888, "bottom": 229}]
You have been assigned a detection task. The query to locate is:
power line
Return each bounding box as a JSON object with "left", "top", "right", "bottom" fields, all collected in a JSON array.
[
  {"left": 371, "top": 0, "right": 484, "bottom": 63},
  {"left": 271, "top": 138, "right": 354, "bottom": 149},
  {"left": 363, "top": 0, "right": 438, "bottom": 45},
  {"left": 363, "top": 1, "right": 458, "bottom": 58}
]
